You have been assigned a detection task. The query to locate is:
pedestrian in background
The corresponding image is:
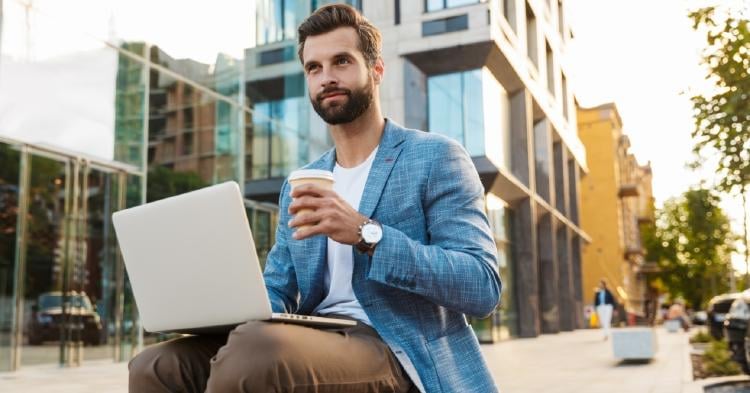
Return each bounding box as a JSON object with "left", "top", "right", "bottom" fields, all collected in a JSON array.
[
  {"left": 667, "top": 299, "right": 690, "bottom": 332},
  {"left": 594, "top": 279, "right": 616, "bottom": 340}
]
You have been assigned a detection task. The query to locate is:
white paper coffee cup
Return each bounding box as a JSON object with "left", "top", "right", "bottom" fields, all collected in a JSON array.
[{"left": 288, "top": 169, "right": 334, "bottom": 230}]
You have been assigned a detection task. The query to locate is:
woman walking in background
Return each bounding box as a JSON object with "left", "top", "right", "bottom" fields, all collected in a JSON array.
[{"left": 594, "top": 280, "right": 616, "bottom": 340}]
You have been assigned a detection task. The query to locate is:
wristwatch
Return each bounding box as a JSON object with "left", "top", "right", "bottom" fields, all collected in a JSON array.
[{"left": 355, "top": 219, "right": 383, "bottom": 254}]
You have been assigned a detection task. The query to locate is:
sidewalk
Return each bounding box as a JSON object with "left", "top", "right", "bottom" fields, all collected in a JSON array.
[
  {"left": 483, "top": 327, "right": 697, "bottom": 393},
  {"left": 0, "top": 326, "right": 746, "bottom": 392}
]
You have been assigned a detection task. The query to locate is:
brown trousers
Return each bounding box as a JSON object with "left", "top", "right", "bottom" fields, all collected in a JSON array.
[{"left": 128, "top": 318, "right": 414, "bottom": 393}]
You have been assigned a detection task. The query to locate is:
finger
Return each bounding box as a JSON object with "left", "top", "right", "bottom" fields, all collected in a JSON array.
[
  {"left": 292, "top": 222, "right": 327, "bottom": 240},
  {"left": 288, "top": 196, "right": 324, "bottom": 214},
  {"left": 288, "top": 210, "right": 323, "bottom": 228}
]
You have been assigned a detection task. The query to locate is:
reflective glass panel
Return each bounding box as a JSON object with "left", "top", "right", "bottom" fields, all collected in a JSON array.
[
  {"left": 66, "top": 168, "right": 123, "bottom": 362},
  {"left": 119, "top": 174, "right": 143, "bottom": 361},
  {"left": 427, "top": 0, "right": 479, "bottom": 12},
  {"left": 0, "top": 142, "right": 21, "bottom": 371},
  {"left": 254, "top": 209, "right": 272, "bottom": 267},
  {"left": 427, "top": 69, "right": 485, "bottom": 156},
  {"left": 20, "top": 155, "right": 68, "bottom": 366},
  {"left": 428, "top": 73, "right": 463, "bottom": 144},
  {"left": 463, "top": 69, "right": 485, "bottom": 156}
]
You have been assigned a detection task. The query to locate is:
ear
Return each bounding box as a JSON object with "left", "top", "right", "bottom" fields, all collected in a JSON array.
[{"left": 372, "top": 57, "right": 385, "bottom": 84}]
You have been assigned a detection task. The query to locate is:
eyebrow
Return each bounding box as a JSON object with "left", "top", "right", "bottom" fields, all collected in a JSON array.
[
  {"left": 332, "top": 51, "right": 355, "bottom": 58},
  {"left": 304, "top": 51, "right": 357, "bottom": 69}
]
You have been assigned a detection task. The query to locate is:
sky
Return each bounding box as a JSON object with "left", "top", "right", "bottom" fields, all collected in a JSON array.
[{"left": 566, "top": 0, "right": 748, "bottom": 273}]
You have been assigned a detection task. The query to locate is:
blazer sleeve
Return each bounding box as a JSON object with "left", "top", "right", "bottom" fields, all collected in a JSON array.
[
  {"left": 262, "top": 180, "right": 299, "bottom": 313},
  {"left": 366, "top": 140, "right": 502, "bottom": 318}
]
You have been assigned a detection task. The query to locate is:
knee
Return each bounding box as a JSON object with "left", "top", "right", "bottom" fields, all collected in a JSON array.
[
  {"left": 128, "top": 339, "right": 196, "bottom": 390},
  {"left": 206, "top": 323, "right": 299, "bottom": 392}
]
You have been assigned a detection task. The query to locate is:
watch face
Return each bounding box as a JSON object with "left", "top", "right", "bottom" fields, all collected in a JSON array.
[{"left": 362, "top": 223, "right": 383, "bottom": 243}]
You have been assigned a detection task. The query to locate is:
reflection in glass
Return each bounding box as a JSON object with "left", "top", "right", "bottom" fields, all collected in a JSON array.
[
  {"left": 254, "top": 210, "right": 272, "bottom": 267},
  {"left": 248, "top": 72, "right": 330, "bottom": 180},
  {"left": 428, "top": 73, "right": 463, "bottom": 144},
  {"left": 427, "top": 69, "right": 485, "bottom": 156},
  {"left": 146, "top": 58, "right": 246, "bottom": 189},
  {"left": 245, "top": 203, "right": 279, "bottom": 271},
  {"left": 426, "top": 0, "right": 479, "bottom": 12},
  {"left": 0, "top": 142, "right": 21, "bottom": 371},
  {"left": 312, "top": 0, "right": 363, "bottom": 11},
  {"left": 21, "top": 156, "right": 68, "bottom": 366},
  {"left": 471, "top": 194, "right": 516, "bottom": 341},
  {"left": 257, "top": 0, "right": 309, "bottom": 45},
  {"left": 114, "top": 42, "right": 147, "bottom": 170},
  {"left": 534, "top": 120, "right": 551, "bottom": 202},
  {"left": 464, "top": 70, "right": 485, "bottom": 155},
  {"left": 120, "top": 174, "right": 142, "bottom": 361},
  {"left": 68, "top": 168, "right": 122, "bottom": 361}
]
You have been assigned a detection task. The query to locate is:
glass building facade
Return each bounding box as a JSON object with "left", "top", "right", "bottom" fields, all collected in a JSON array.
[{"left": 0, "top": 0, "right": 279, "bottom": 371}]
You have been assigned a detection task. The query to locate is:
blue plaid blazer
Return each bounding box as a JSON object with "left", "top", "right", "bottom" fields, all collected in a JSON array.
[{"left": 263, "top": 119, "right": 502, "bottom": 392}]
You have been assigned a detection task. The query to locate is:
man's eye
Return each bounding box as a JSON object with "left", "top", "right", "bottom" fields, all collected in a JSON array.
[
  {"left": 306, "top": 65, "right": 319, "bottom": 73},
  {"left": 336, "top": 58, "right": 350, "bottom": 65}
]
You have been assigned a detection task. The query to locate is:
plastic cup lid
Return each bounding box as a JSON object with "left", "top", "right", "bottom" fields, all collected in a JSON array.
[{"left": 288, "top": 169, "right": 334, "bottom": 182}]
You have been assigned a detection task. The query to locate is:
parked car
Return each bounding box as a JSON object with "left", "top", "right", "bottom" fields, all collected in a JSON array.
[
  {"left": 708, "top": 292, "right": 742, "bottom": 339},
  {"left": 724, "top": 291, "right": 750, "bottom": 373},
  {"left": 27, "top": 291, "right": 103, "bottom": 346}
]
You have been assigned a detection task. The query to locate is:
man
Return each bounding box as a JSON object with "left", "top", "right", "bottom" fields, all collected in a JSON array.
[
  {"left": 593, "top": 279, "right": 616, "bottom": 340},
  {"left": 129, "top": 4, "right": 501, "bottom": 392}
]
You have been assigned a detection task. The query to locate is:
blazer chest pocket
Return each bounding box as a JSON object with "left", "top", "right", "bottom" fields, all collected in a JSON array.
[{"left": 377, "top": 207, "right": 424, "bottom": 231}]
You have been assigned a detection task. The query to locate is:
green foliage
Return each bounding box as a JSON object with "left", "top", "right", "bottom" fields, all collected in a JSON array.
[
  {"left": 689, "top": 5, "right": 750, "bottom": 195},
  {"left": 643, "top": 188, "right": 736, "bottom": 308},
  {"left": 146, "top": 166, "right": 208, "bottom": 203},
  {"left": 703, "top": 340, "right": 742, "bottom": 376},
  {"left": 689, "top": 330, "right": 713, "bottom": 344}
]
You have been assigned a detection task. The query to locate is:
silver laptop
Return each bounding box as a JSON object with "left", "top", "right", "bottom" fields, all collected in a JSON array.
[{"left": 111, "top": 181, "right": 355, "bottom": 334}]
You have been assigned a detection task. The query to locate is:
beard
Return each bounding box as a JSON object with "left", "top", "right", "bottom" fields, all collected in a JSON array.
[{"left": 311, "top": 79, "right": 373, "bottom": 125}]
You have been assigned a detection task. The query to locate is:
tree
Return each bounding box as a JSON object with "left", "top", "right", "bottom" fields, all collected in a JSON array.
[
  {"left": 146, "top": 166, "right": 208, "bottom": 203},
  {"left": 644, "top": 188, "right": 736, "bottom": 308},
  {"left": 689, "top": 4, "right": 750, "bottom": 284}
]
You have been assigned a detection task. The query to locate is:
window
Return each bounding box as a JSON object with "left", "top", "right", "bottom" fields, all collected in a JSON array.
[
  {"left": 526, "top": 2, "right": 538, "bottom": 68},
  {"left": 557, "top": 0, "right": 565, "bottom": 38},
  {"left": 546, "top": 41, "right": 555, "bottom": 98},
  {"left": 561, "top": 73, "right": 569, "bottom": 121},
  {"left": 257, "top": 0, "right": 308, "bottom": 45},
  {"left": 503, "top": 0, "right": 517, "bottom": 32},
  {"left": 425, "top": 0, "right": 479, "bottom": 12},
  {"left": 312, "top": 0, "right": 362, "bottom": 11},
  {"left": 258, "top": 46, "right": 296, "bottom": 66},
  {"left": 427, "top": 69, "right": 485, "bottom": 156},
  {"left": 181, "top": 132, "right": 194, "bottom": 156},
  {"left": 422, "top": 14, "right": 469, "bottom": 36}
]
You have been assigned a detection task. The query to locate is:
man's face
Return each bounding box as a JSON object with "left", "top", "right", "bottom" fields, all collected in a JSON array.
[{"left": 301, "top": 27, "right": 381, "bottom": 125}]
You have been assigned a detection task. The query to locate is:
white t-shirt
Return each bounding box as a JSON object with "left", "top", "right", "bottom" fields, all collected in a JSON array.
[{"left": 312, "top": 146, "right": 378, "bottom": 325}]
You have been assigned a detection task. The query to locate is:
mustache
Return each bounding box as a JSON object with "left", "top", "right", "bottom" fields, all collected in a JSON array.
[{"left": 316, "top": 87, "right": 351, "bottom": 101}]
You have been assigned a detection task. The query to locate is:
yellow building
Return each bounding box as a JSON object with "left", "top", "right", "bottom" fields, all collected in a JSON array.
[{"left": 577, "top": 103, "right": 656, "bottom": 323}]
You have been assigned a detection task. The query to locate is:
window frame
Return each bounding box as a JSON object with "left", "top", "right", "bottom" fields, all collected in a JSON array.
[{"left": 424, "top": 0, "right": 481, "bottom": 13}]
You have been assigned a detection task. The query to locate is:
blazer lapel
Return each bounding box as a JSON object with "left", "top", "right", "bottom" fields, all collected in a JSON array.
[{"left": 358, "top": 120, "right": 405, "bottom": 218}]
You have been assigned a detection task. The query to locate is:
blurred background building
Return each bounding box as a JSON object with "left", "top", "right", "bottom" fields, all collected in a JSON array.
[
  {"left": 0, "top": 0, "right": 590, "bottom": 371},
  {"left": 578, "top": 103, "right": 658, "bottom": 326}
]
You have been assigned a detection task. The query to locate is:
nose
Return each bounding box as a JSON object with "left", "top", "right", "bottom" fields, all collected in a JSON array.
[{"left": 319, "top": 67, "right": 339, "bottom": 89}]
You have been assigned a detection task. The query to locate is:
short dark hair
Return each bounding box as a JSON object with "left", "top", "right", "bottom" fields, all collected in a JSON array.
[{"left": 297, "top": 4, "right": 382, "bottom": 67}]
